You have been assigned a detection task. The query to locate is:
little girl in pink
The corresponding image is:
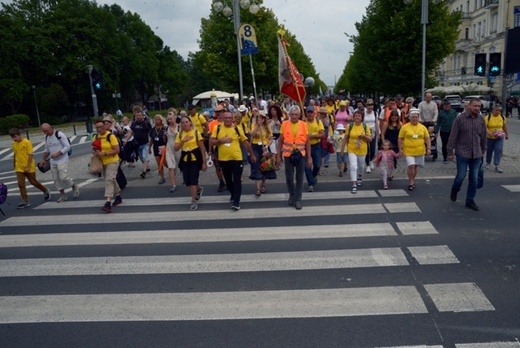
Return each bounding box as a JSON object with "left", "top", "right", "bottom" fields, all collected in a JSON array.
[{"left": 374, "top": 140, "right": 400, "bottom": 189}]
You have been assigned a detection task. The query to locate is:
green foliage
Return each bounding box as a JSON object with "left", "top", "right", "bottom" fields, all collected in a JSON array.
[
  {"left": 0, "top": 114, "right": 31, "bottom": 134},
  {"left": 337, "top": 0, "right": 461, "bottom": 96}
]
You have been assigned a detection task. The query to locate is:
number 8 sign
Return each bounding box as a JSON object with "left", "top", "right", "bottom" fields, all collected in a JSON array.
[{"left": 239, "top": 23, "right": 259, "bottom": 55}]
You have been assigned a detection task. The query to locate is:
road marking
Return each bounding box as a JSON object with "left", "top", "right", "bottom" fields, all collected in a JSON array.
[
  {"left": 502, "top": 185, "right": 520, "bottom": 192},
  {"left": 79, "top": 136, "right": 89, "bottom": 144},
  {"left": 7, "top": 178, "right": 98, "bottom": 195},
  {"left": 455, "top": 343, "right": 520, "bottom": 347},
  {"left": 0, "top": 148, "right": 10, "bottom": 156},
  {"left": 396, "top": 221, "right": 439, "bottom": 235},
  {"left": 424, "top": 283, "right": 495, "bottom": 312},
  {"left": 407, "top": 245, "right": 459, "bottom": 265},
  {"left": 3, "top": 202, "right": 421, "bottom": 226},
  {"left": 0, "top": 286, "right": 429, "bottom": 323},
  {"left": 69, "top": 135, "right": 77, "bottom": 142},
  {"left": 0, "top": 222, "right": 409, "bottom": 247}
]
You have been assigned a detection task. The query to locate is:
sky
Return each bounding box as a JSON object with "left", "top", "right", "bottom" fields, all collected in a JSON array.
[{"left": 3, "top": 0, "right": 372, "bottom": 86}]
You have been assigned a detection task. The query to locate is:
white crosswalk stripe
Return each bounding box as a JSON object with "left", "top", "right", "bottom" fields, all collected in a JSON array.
[{"left": 0, "top": 188, "right": 502, "bottom": 346}]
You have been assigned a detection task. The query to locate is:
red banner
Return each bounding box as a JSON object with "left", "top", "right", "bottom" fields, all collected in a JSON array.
[{"left": 278, "top": 37, "right": 306, "bottom": 104}]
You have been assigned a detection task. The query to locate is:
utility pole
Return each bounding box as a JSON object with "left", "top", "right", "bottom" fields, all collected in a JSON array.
[{"left": 87, "top": 65, "right": 99, "bottom": 119}]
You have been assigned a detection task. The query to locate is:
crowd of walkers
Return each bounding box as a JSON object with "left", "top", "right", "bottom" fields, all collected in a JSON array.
[{"left": 8, "top": 93, "right": 510, "bottom": 212}]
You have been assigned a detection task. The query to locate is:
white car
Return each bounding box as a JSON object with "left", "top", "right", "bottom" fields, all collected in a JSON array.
[{"left": 464, "top": 95, "right": 490, "bottom": 111}]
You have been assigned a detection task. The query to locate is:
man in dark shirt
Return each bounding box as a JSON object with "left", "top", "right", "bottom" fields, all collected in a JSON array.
[
  {"left": 447, "top": 98, "right": 486, "bottom": 211},
  {"left": 125, "top": 111, "right": 151, "bottom": 178},
  {"left": 435, "top": 100, "right": 458, "bottom": 163}
]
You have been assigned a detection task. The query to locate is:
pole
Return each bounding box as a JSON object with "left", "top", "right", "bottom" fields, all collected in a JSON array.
[
  {"left": 233, "top": 0, "right": 244, "bottom": 101},
  {"left": 87, "top": 65, "right": 99, "bottom": 119},
  {"left": 421, "top": 0, "right": 428, "bottom": 101},
  {"left": 250, "top": 55, "right": 258, "bottom": 102},
  {"left": 501, "top": 27, "right": 509, "bottom": 110},
  {"left": 31, "top": 86, "right": 41, "bottom": 127}
]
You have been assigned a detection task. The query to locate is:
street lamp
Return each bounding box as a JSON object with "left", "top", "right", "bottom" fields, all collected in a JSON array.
[
  {"left": 304, "top": 76, "right": 315, "bottom": 107},
  {"left": 403, "top": 0, "right": 441, "bottom": 101},
  {"left": 213, "top": 0, "right": 259, "bottom": 100},
  {"left": 31, "top": 86, "right": 41, "bottom": 127}
]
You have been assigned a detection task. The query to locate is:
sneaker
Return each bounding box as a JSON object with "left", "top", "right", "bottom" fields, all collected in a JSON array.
[
  {"left": 485, "top": 165, "right": 490, "bottom": 170},
  {"left": 294, "top": 201, "right": 302, "bottom": 210},
  {"left": 357, "top": 178, "right": 363, "bottom": 186},
  {"left": 495, "top": 166, "right": 503, "bottom": 173},
  {"left": 339, "top": 171, "right": 343, "bottom": 177},
  {"left": 465, "top": 200, "right": 479, "bottom": 211},
  {"left": 196, "top": 186, "right": 204, "bottom": 201},
  {"left": 383, "top": 184, "right": 388, "bottom": 189},
  {"left": 113, "top": 195, "right": 123, "bottom": 207},
  {"left": 351, "top": 185, "right": 357, "bottom": 194},
  {"left": 43, "top": 190, "right": 51, "bottom": 201},
  {"left": 169, "top": 185, "right": 176, "bottom": 193},
  {"left": 343, "top": 167, "right": 347, "bottom": 173},
  {"left": 17, "top": 201, "right": 30, "bottom": 209},
  {"left": 231, "top": 205, "right": 241, "bottom": 211},
  {"left": 370, "top": 161, "right": 375, "bottom": 169},
  {"left": 101, "top": 201, "right": 112, "bottom": 212},
  {"left": 57, "top": 195, "right": 68, "bottom": 203},
  {"left": 365, "top": 166, "right": 371, "bottom": 173},
  {"left": 190, "top": 201, "right": 198, "bottom": 211},
  {"left": 72, "top": 185, "right": 80, "bottom": 198},
  {"left": 443, "top": 160, "right": 448, "bottom": 164},
  {"left": 158, "top": 178, "right": 166, "bottom": 185},
  {"left": 450, "top": 190, "right": 457, "bottom": 202},
  {"left": 217, "top": 182, "right": 226, "bottom": 192},
  {"left": 313, "top": 176, "right": 318, "bottom": 183},
  {"left": 308, "top": 185, "right": 314, "bottom": 192},
  {"left": 140, "top": 172, "right": 146, "bottom": 179},
  {"left": 146, "top": 169, "right": 151, "bottom": 173},
  {"left": 288, "top": 197, "right": 295, "bottom": 206}
]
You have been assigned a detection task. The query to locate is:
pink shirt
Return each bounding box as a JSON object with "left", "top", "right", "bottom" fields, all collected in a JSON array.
[{"left": 334, "top": 110, "right": 351, "bottom": 128}]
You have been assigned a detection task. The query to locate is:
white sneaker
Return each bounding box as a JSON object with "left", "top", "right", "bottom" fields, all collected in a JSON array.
[
  {"left": 72, "top": 185, "right": 80, "bottom": 198},
  {"left": 365, "top": 166, "right": 371, "bottom": 173},
  {"left": 370, "top": 161, "right": 375, "bottom": 169},
  {"left": 57, "top": 195, "right": 68, "bottom": 203}
]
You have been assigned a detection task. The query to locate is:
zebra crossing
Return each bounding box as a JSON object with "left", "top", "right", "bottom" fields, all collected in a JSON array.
[
  {"left": 0, "top": 135, "right": 90, "bottom": 161},
  {"left": 0, "top": 187, "right": 517, "bottom": 347}
]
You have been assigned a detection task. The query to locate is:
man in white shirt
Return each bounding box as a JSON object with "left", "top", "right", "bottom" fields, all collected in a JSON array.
[{"left": 418, "top": 93, "right": 438, "bottom": 126}]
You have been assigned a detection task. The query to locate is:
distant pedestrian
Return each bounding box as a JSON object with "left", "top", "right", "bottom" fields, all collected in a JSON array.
[
  {"left": 149, "top": 114, "right": 167, "bottom": 185},
  {"left": 39, "top": 123, "right": 79, "bottom": 202},
  {"left": 435, "top": 100, "right": 458, "bottom": 163},
  {"left": 10, "top": 128, "right": 51, "bottom": 209},
  {"left": 124, "top": 110, "right": 151, "bottom": 179},
  {"left": 484, "top": 105, "right": 509, "bottom": 173},
  {"left": 447, "top": 98, "right": 486, "bottom": 211}
]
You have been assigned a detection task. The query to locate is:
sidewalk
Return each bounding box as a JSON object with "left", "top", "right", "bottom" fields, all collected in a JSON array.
[{"left": 1, "top": 111, "right": 519, "bottom": 187}]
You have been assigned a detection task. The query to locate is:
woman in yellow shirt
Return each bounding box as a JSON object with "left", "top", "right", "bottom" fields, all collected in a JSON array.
[
  {"left": 249, "top": 111, "right": 275, "bottom": 196},
  {"left": 484, "top": 105, "right": 509, "bottom": 173},
  {"left": 174, "top": 116, "right": 207, "bottom": 211},
  {"left": 398, "top": 109, "right": 431, "bottom": 191},
  {"left": 340, "top": 110, "right": 373, "bottom": 194}
]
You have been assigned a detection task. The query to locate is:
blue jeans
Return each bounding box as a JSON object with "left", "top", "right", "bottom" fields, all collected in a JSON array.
[
  {"left": 305, "top": 144, "right": 322, "bottom": 186},
  {"left": 451, "top": 156, "right": 482, "bottom": 202},
  {"left": 486, "top": 138, "right": 504, "bottom": 166}
]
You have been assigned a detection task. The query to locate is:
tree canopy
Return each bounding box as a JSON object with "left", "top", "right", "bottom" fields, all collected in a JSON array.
[{"left": 336, "top": 0, "right": 461, "bottom": 97}]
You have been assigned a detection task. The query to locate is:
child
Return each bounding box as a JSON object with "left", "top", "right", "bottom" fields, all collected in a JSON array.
[
  {"left": 374, "top": 140, "right": 399, "bottom": 189},
  {"left": 333, "top": 124, "right": 348, "bottom": 177},
  {"left": 10, "top": 128, "right": 51, "bottom": 208}
]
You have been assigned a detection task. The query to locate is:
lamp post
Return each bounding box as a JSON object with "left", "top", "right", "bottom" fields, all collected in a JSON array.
[
  {"left": 31, "top": 86, "right": 41, "bottom": 127},
  {"left": 213, "top": 0, "right": 259, "bottom": 100},
  {"left": 403, "top": 0, "right": 441, "bottom": 101},
  {"left": 304, "top": 77, "right": 315, "bottom": 107}
]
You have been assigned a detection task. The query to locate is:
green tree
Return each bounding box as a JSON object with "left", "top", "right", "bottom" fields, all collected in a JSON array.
[{"left": 337, "top": 0, "right": 461, "bottom": 96}]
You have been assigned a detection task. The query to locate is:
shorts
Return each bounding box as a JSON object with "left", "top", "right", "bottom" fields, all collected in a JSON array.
[
  {"left": 405, "top": 155, "right": 424, "bottom": 167},
  {"left": 336, "top": 152, "right": 348, "bottom": 163},
  {"left": 182, "top": 161, "right": 202, "bottom": 187},
  {"left": 137, "top": 143, "right": 150, "bottom": 162}
]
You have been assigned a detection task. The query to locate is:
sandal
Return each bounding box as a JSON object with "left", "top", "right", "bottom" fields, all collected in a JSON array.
[
  {"left": 260, "top": 186, "right": 266, "bottom": 193},
  {"left": 255, "top": 189, "right": 261, "bottom": 197},
  {"left": 408, "top": 184, "right": 414, "bottom": 191}
]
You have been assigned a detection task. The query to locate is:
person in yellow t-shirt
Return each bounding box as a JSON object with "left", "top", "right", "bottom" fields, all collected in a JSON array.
[
  {"left": 174, "top": 116, "right": 207, "bottom": 211},
  {"left": 484, "top": 105, "right": 509, "bottom": 173},
  {"left": 249, "top": 111, "right": 276, "bottom": 196},
  {"left": 304, "top": 106, "right": 325, "bottom": 192},
  {"left": 210, "top": 110, "right": 256, "bottom": 210},
  {"left": 340, "top": 111, "right": 373, "bottom": 194},
  {"left": 10, "top": 128, "right": 50, "bottom": 208},
  {"left": 398, "top": 109, "right": 431, "bottom": 191}
]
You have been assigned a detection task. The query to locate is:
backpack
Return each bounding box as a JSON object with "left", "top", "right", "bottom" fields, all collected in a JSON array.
[
  {"left": 347, "top": 122, "right": 369, "bottom": 138},
  {"left": 46, "top": 130, "right": 72, "bottom": 156},
  {"left": 95, "top": 132, "right": 124, "bottom": 161},
  {"left": 485, "top": 114, "right": 505, "bottom": 123}
]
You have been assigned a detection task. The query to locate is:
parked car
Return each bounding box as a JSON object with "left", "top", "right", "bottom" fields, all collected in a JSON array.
[
  {"left": 464, "top": 95, "right": 490, "bottom": 111},
  {"left": 444, "top": 95, "right": 464, "bottom": 112}
]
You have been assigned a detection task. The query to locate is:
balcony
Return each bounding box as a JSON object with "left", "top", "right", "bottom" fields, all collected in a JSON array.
[{"left": 485, "top": 0, "right": 499, "bottom": 8}]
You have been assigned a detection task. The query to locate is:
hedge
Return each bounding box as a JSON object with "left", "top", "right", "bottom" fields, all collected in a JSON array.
[{"left": 0, "top": 114, "right": 31, "bottom": 135}]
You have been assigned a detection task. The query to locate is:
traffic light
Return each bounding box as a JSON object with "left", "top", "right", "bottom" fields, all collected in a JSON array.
[
  {"left": 489, "top": 52, "right": 501, "bottom": 76},
  {"left": 91, "top": 69, "right": 103, "bottom": 91},
  {"left": 474, "top": 53, "right": 486, "bottom": 76}
]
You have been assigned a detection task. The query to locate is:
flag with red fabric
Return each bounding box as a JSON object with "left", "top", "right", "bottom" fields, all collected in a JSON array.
[{"left": 278, "top": 36, "right": 306, "bottom": 104}]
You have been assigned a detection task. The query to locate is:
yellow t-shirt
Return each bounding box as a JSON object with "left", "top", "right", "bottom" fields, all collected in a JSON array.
[
  {"left": 12, "top": 138, "right": 36, "bottom": 173},
  {"left": 190, "top": 113, "right": 207, "bottom": 134},
  {"left": 96, "top": 132, "right": 120, "bottom": 165},
  {"left": 250, "top": 124, "right": 271, "bottom": 146},
  {"left": 175, "top": 129, "right": 203, "bottom": 162},
  {"left": 398, "top": 122, "right": 429, "bottom": 156},
  {"left": 347, "top": 123, "right": 372, "bottom": 155},
  {"left": 241, "top": 114, "right": 251, "bottom": 131},
  {"left": 307, "top": 119, "right": 325, "bottom": 145},
  {"left": 333, "top": 132, "right": 347, "bottom": 152},
  {"left": 485, "top": 114, "right": 506, "bottom": 139},
  {"left": 212, "top": 124, "right": 247, "bottom": 161}
]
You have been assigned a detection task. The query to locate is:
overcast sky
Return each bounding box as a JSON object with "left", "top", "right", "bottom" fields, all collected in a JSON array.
[{"left": 4, "top": 0, "right": 371, "bottom": 86}]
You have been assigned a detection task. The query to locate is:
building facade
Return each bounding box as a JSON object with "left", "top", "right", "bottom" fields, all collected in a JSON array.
[{"left": 438, "top": 0, "right": 520, "bottom": 94}]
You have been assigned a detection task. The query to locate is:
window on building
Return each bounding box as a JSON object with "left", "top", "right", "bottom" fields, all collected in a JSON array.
[{"left": 465, "top": 27, "right": 469, "bottom": 39}]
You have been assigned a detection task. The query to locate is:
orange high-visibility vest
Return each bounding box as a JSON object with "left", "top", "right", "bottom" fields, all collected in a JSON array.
[{"left": 281, "top": 120, "right": 307, "bottom": 157}]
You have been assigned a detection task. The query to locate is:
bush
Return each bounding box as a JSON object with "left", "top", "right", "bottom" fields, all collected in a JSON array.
[{"left": 0, "top": 114, "right": 31, "bottom": 134}]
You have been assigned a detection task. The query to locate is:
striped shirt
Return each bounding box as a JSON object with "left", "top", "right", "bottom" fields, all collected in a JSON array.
[{"left": 446, "top": 111, "right": 486, "bottom": 159}]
